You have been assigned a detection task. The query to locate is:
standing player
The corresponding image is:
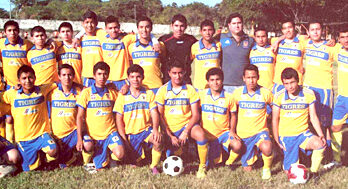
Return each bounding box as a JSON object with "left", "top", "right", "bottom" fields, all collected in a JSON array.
[
  {"left": 272, "top": 68, "right": 326, "bottom": 176},
  {"left": 115, "top": 64, "right": 162, "bottom": 174},
  {"left": 76, "top": 62, "right": 124, "bottom": 171},
  {"left": 191, "top": 20, "right": 221, "bottom": 90},
  {"left": 128, "top": 16, "right": 165, "bottom": 94},
  {"left": 56, "top": 22, "right": 83, "bottom": 84},
  {"left": 159, "top": 14, "right": 197, "bottom": 84},
  {"left": 155, "top": 61, "right": 208, "bottom": 178},
  {"left": 48, "top": 64, "right": 83, "bottom": 168},
  {"left": 1, "top": 65, "right": 58, "bottom": 171}
]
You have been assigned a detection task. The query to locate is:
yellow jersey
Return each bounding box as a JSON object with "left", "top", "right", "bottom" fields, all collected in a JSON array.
[
  {"left": 334, "top": 45, "right": 348, "bottom": 97},
  {"left": 56, "top": 44, "right": 83, "bottom": 84},
  {"left": 80, "top": 35, "right": 103, "bottom": 78}
]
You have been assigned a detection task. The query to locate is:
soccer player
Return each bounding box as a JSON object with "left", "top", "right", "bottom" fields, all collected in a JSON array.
[
  {"left": 48, "top": 64, "right": 83, "bottom": 168},
  {"left": 159, "top": 14, "right": 197, "bottom": 84},
  {"left": 115, "top": 64, "right": 162, "bottom": 174},
  {"left": 1, "top": 65, "right": 58, "bottom": 171},
  {"left": 0, "top": 135, "right": 20, "bottom": 177},
  {"left": 76, "top": 61, "right": 124, "bottom": 171},
  {"left": 249, "top": 26, "right": 276, "bottom": 91},
  {"left": 218, "top": 13, "right": 254, "bottom": 94},
  {"left": 191, "top": 20, "right": 221, "bottom": 90},
  {"left": 155, "top": 61, "right": 208, "bottom": 178},
  {"left": 228, "top": 64, "right": 273, "bottom": 179},
  {"left": 128, "top": 16, "right": 165, "bottom": 94},
  {"left": 27, "top": 26, "right": 59, "bottom": 85},
  {"left": 272, "top": 67, "right": 326, "bottom": 176},
  {"left": 56, "top": 22, "right": 83, "bottom": 84}
]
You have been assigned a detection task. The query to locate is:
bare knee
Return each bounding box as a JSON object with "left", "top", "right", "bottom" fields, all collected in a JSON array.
[
  {"left": 84, "top": 141, "right": 94, "bottom": 152},
  {"left": 47, "top": 148, "right": 57, "bottom": 157},
  {"left": 152, "top": 141, "right": 163, "bottom": 151},
  {"left": 190, "top": 126, "right": 205, "bottom": 142},
  {"left": 6, "top": 149, "right": 21, "bottom": 164},
  {"left": 309, "top": 136, "right": 325, "bottom": 150},
  {"left": 230, "top": 139, "right": 242, "bottom": 153},
  {"left": 112, "top": 146, "right": 124, "bottom": 160},
  {"left": 259, "top": 140, "right": 272, "bottom": 156}
]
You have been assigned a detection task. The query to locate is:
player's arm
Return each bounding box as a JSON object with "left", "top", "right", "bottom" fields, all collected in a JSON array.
[
  {"left": 150, "top": 107, "right": 161, "bottom": 143},
  {"left": 272, "top": 104, "right": 285, "bottom": 151},
  {"left": 309, "top": 103, "right": 326, "bottom": 144},
  {"left": 229, "top": 112, "right": 240, "bottom": 141},
  {"left": 178, "top": 101, "right": 200, "bottom": 145},
  {"left": 115, "top": 113, "right": 127, "bottom": 142},
  {"left": 76, "top": 106, "right": 86, "bottom": 152},
  {"left": 270, "top": 35, "right": 286, "bottom": 53},
  {"left": 157, "top": 104, "right": 179, "bottom": 147}
]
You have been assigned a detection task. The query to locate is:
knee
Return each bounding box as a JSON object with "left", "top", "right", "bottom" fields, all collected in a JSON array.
[
  {"left": 84, "top": 142, "right": 94, "bottom": 152},
  {"left": 260, "top": 141, "right": 272, "bottom": 156},
  {"left": 6, "top": 149, "right": 21, "bottom": 164},
  {"left": 332, "top": 125, "right": 343, "bottom": 132},
  {"left": 230, "top": 139, "right": 242, "bottom": 153},
  {"left": 112, "top": 147, "right": 124, "bottom": 160},
  {"left": 5, "top": 116, "right": 13, "bottom": 124},
  {"left": 47, "top": 148, "right": 57, "bottom": 157},
  {"left": 192, "top": 126, "right": 205, "bottom": 142},
  {"left": 313, "top": 138, "right": 325, "bottom": 149}
]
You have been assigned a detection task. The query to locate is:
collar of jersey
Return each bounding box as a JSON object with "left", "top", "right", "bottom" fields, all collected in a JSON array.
[
  {"left": 199, "top": 39, "right": 217, "bottom": 50},
  {"left": 167, "top": 81, "right": 187, "bottom": 92},
  {"left": 58, "top": 82, "right": 77, "bottom": 95},
  {"left": 284, "top": 86, "right": 304, "bottom": 100},
  {"left": 136, "top": 39, "right": 153, "bottom": 47},
  {"left": 280, "top": 36, "right": 300, "bottom": 45},
  {"left": 91, "top": 84, "right": 108, "bottom": 97},
  {"left": 105, "top": 34, "right": 123, "bottom": 41},
  {"left": 243, "top": 85, "right": 261, "bottom": 96},
  {"left": 207, "top": 88, "right": 225, "bottom": 99},
  {"left": 5, "top": 37, "right": 24, "bottom": 46},
  {"left": 252, "top": 44, "right": 270, "bottom": 51},
  {"left": 18, "top": 86, "right": 40, "bottom": 95},
  {"left": 308, "top": 40, "right": 327, "bottom": 47},
  {"left": 126, "top": 87, "right": 147, "bottom": 97},
  {"left": 30, "top": 45, "right": 49, "bottom": 50}
]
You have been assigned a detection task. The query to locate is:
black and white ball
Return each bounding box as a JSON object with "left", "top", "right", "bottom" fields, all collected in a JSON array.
[
  {"left": 163, "top": 156, "right": 184, "bottom": 176},
  {"left": 288, "top": 164, "right": 309, "bottom": 184}
]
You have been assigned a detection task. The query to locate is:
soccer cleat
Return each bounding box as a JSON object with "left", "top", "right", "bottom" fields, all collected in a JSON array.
[
  {"left": 0, "top": 165, "right": 16, "bottom": 178},
  {"left": 83, "top": 163, "right": 97, "bottom": 174},
  {"left": 151, "top": 167, "right": 160, "bottom": 175},
  {"left": 323, "top": 161, "right": 342, "bottom": 170},
  {"left": 262, "top": 168, "right": 271, "bottom": 180},
  {"left": 196, "top": 165, "right": 207, "bottom": 179}
]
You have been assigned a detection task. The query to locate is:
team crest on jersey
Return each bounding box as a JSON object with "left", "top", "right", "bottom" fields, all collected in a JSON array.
[
  {"left": 255, "top": 95, "right": 261, "bottom": 101},
  {"left": 181, "top": 91, "right": 187, "bottom": 97},
  {"left": 225, "top": 40, "right": 230, "bottom": 45},
  {"left": 108, "top": 52, "right": 113, "bottom": 57},
  {"left": 91, "top": 94, "right": 96, "bottom": 100},
  {"left": 243, "top": 41, "right": 249, "bottom": 48},
  {"left": 141, "top": 94, "right": 146, "bottom": 100},
  {"left": 54, "top": 93, "right": 60, "bottom": 98}
]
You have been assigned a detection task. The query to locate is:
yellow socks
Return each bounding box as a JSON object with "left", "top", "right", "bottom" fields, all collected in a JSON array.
[
  {"left": 332, "top": 131, "right": 343, "bottom": 162},
  {"left": 197, "top": 140, "right": 208, "bottom": 167},
  {"left": 226, "top": 150, "right": 239, "bottom": 165},
  {"left": 82, "top": 150, "right": 93, "bottom": 165},
  {"left": 310, "top": 147, "right": 325, "bottom": 172},
  {"left": 150, "top": 148, "right": 162, "bottom": 169},
  {"left": 262, "top": 153, "right": 273, "bottom": 170},
  {"left": 0, "top": 126, "right": 5, "bottom": 138}
]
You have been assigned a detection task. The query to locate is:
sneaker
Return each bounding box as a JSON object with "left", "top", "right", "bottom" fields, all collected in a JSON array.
[
  {"left": 151, "top": 167, "right": 160, "bottom": 175},
  {"left": 83, "top": 163, "right": 97, "bottom": 174},
  {"left": 262, "top": 168, "right": 271, "bottom": 180},
  {"left": 323, "top": 161, "right": 341, "bottom": 170},
  {"left": 196, "top": 165, "right": 207, "bottom": 179},
  {"left": 0, "top": 165, "right": 17, "bottom": 178}
]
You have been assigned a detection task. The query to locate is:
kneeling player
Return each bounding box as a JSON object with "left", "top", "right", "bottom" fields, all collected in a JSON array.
[
  {"left": 229, "top": 65, "right": 273, "bottom": 179},
  {"left": 272, "top": 67, "right": 326, "bottom": 176},
  {"left": 76, "top": 62, "right": 124, "bottom": 171},
  {"left": 155, "top": 61, "right": 208, "bottom": 178},
  {"left": 115, "top": 64, "right": 162, "bottom": 174},
  {"left": 0, "top": 136, "right": 20, "bottom": 177}
]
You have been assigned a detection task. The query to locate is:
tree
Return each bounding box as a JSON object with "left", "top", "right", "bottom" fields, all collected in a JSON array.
[{"left": 0, "top": 8, "right": 9, "bottom": 18}]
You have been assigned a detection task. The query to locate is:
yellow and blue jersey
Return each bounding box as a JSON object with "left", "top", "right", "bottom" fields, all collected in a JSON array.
[
  {"left": 249, "top": 45, "right": 276, "bottom": 90},
  {"left": 191, "top": 40, "right": 221, "bottom": 90},
  {"left": 1, "top": 84, "right": 57, "bottom": 141},
  {"left": 113, "top": 87, "right": 157, "bottom": 135},
  {"left": 76, "top": 85, "right": 118, "bottom": 140},
  {"left": 273, "top": 87, "right": 316, "bottom": 137},
  {"left": 56, "top": 44, "right": 83, "bottom": 84},
  {"left": 48, "top": 83, "right": 82, "bottom": 139},
  {"left": 303, "top": 40, "right": 334, "bottom": 89},
  {"left": 232, "top": 86, "right": 273, "bottom": 138},
  {"left": 155, "top": 82, "right": 200, "bottom": 132},
  {"left": 27, "top": 46, "right": 59, "bottom": 85},
  {"left": 80, "top": 35, "right": 103, "bottom": 78},
  {"left": 128, "top": 40, "right": 165, "bottom": 89},
  {"left": 334, "top": 46, "right": 348, "bottom": 97},
  {"left": 0, "top": 37, "right": 32, "bottom": 86},
  {"left": 199, "top": 88, "right": 233, "bottom": 139}
]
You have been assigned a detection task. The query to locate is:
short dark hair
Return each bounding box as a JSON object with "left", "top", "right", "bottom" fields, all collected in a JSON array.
[
  {"left": 243, "top": 64, "right": 259, "bottom": 78},
  {"left": 105, "top": 15, "right": 120, "bottom": 27},
  {"left": 281, "top": 67, "right": 299, "bottom": 83},
  {"left": 200, "top": 19, "right": 215, "bottom": 31},
  {"left": 227, "top": 12, "right": 243, "bottom": 24},
  {"left": 58, "top": 22, "right": 73, "bottom": 32},
  {"left": 136, "top": 16, "right": 153, "bottom": 29},
  {"left": 127, "top": 64, "right": 144, "bottom": 77},
  {"left": 17, "top": 65, "right": 35, "bottom": 79},
  {"left": 30, "top": 26, "right": 46, "bottom": 37},
  {"left": 82, "top": 10, "right": 98, "bottom": 23},
  {"left": 168, "top": 60, "right": 185, "bottom": 71},
  {"left": 281, "top": 19, "right": 295, "bottom": 28},
  {"left": 206, "top": 67, "right": 224, "bottom": 81},
  {"left": 254, "top": 25, "right": 267, "bottom": 36},
  {"left": 171, "top": 14, "right": 187, "bottom": 27},
  {"left": 4, "top": 20, "right": 19, "bottom": 32},
  {"left": 93, "top": 61, "right": 110, "bottom": 75},
  {"left": 308, "top": 20, "right": 322, "bottom": 29},
  {"left": 338, "top": 24, "right": 348, "bottom": 33},
  {"left": 58, "top": 64, "right": 75, "bottom": 77}
]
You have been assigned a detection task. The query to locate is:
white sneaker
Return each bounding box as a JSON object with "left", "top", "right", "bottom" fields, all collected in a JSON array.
[
  {"left": 323, "top": 161, "right": 342, "bottom": 170},
  {"left": 83, "top": 163, "right": 97, "bottom": 174},
  {"left": 0, "top": 165, "right": 17, "bottom": 178}
]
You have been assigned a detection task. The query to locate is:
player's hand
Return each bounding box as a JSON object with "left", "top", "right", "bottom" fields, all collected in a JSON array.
[
  {"left": 319, "top": 136, "right": 327, "bottom": 147},
  {"left": 120, "top": 84, "right": 129, "bottom": 95},
  {"left": 178, "top": 130, "right": 188, "bottom": 146},
  {"left": 271, "top": 42, "right": 279, "bottom": 53},
  {"left": 170, "top": 135, "right": 180, "bottom": 147},
  {"left": 76, "top": 139, "right": 83, "bottom": 152},
  {"left": 106, "top": 83, "right": 117, "bottom": 90},
  {"left": 229, "top": 131, "right": 241, "bottom": 141},
  {"left": 326, "top": 39, "right": 336, "bottom": 47},
  {"left": 153, "top": 43, "right": 161, "bottom": 53},
  {"left": 14, "top": 84, "right": 21, "bottom": 90},
  {"left": 72, "top": 38, "right": 81, "bottom": 48},
  {"left": 152, "top": 129, "right": 162, "bottom": 143}
]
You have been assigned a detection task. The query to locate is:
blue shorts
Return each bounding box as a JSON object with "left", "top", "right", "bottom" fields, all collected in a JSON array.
[
  {"left": 207, "top": 131, "right": 230, "bottom": 165},
  {"left": 107, "top": 79, "right": 127, "bottom": 91},
  {"left": 332, "top": 95, "right": 348, "bottom": 126},
  {"left": 93, "top": 131, "right": 123, "bottom": 169},
  {"left": 0, "top": 136, "right": 15, "bottom": 157},
  {"left": 239, "top": 131, "right": 271, "bottom": 167},
  {"left": 307, "top": 86, "right": 333, "bottom": 127},
  {"left": 279, "top": 130, "right": 313, "bottom": 171},
  {"left": 56, "top": 130, "right": 78, "bottom": 166},
  {"left": 272, "top": 83, "right": 284, "bottom": 94},
  {"left": 17, "top": 133, "right": 57, "bottom": 171},
  {"left": 83, "top": 78, "right": 96, "bottom": 87},
  {"left": 128, "top": 127, "right": 153, "bottom": 160}
]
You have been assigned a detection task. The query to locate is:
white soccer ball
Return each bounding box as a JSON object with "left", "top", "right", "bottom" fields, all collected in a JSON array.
[
  {"left": 288, "top": 164, "right": 309, "bottom": 184},
  {"left": 163, "top": 156, "right": 184, "bottom": 176}
]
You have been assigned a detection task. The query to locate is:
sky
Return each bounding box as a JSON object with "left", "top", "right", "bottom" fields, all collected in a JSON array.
[{"left": 0, "top": 0, "right": 222, "bottom": 11}]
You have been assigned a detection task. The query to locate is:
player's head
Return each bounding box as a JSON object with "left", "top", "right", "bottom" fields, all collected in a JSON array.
[
  {"left": 4, "top": 20, "right": 20, "bottom": 41},
  {"left": 281, "top": 19, "right": 296, "bottom": 39},
  {"left": 58, "top": 22, "right": 73, "bottom": 42},
  {"left": 281, "top": 67, "right": 299, "bottom": 94},
  {"left": 17, "top": 65, "right": 36, "bottom": 90},
  {"left": 127, "top": 64, "right": 144, "bottom": 89},
  {"left": 227, "top": 12, "right": 243, "bottom": 35},
  {"left": 30, "top": 26, "right": 47, "bottom": 47},
  {"left": 243, "top": 64, "right": 259, "bottom": 90},
  {"left": 206, "top": 67, "right": 224, "bottom": 92},
  {"left": 338, "top": 24, "right": 348, "bottom": 50},
  {"left": 58, "top": 64, "right": 75, "bottom": 87},
  {"left": 200, "top": 19, "right": 215, "bottom": 42},
  {"left": 105, "top": 15, "right": 120, "bottom": 39},
  {"left": 93, "top": 61, "right": 110, "bottom": 87},
  {"left": 137, "top": 16, "right": 153, "bottom": 40},
  {"left": 82, "top": 10, "right": 98, "bottom": 34},
  {"left": 171, "top": 14, "right": 187, "bottom": 38},
  {"left": 168, "top": 60, "right": 185, "bottom": 86},
  {"left": 308, "top": 20, "right": 323, "bottom": 42},
  {"left": 254, "top": 25, "right": 268, "bottom": 47}
]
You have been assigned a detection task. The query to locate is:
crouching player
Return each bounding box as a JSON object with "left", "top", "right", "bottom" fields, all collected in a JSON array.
[
  {"left": 76, "top": 62, "right": 124, "bottom": 171},
  {"left": 272, "top": 67, "right": 326, "bottom": 176},
  {"left": 155, "top": 61, "right": 208, "bottom": 178},
  {"left": 229, "top": 65, "right": 273, "bottom": 179},
  {"left": 115, "top": 64, "right": 162, "bottom": 174}
]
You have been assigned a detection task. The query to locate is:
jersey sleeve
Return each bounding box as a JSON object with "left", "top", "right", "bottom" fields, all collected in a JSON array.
[
  {"left": 154, "top": 87, "right": 165, "bottom": 106},
  {"left": 188, "top": 86, "right": 199, "bottom": 105},
  {"left": 76, "top": 89, "right": 88, "bottom": 109},
  {"left": 148, "top": 91, "right": 157, "bottom": 111},
  {"left": 113, "top": 93, "right": 124, "bottom": 115},
  {"left": 41, "top": 83, "right": 58, "bottom": 96},
  {"left": 1, "top": 90, "right": 12, "bottom": 105},
  {"left": 0, "top": 101, "right": 10, "bottom": 116},
  {"left": 122, "top": 34, "right": 137, "bottom": 48},
  {"left": 272, "top": 93, "right": 282, "bottom": 107}
]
